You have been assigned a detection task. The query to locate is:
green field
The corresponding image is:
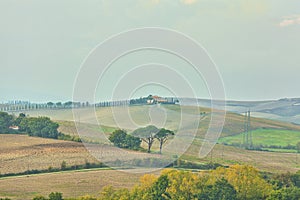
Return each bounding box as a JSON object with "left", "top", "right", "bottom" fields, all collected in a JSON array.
[{"left": 219, "top": 128, "right": 300, "bottom": 149}]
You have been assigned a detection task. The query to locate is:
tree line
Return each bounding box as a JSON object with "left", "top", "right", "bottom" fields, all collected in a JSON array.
[
  {"left": 23, "top": 165, "right": 300, "bottom": 200},
  {"left": 108, "top": 125, "right": 174, "bottom": 154},
  {"left": 0, "top": 112, "right": 81, "bottom": 142},
  {"left": 97, "top": 165, "right": 300, "bottom": 200}
]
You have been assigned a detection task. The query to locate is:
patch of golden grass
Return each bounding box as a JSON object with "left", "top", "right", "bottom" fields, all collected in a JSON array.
[
  {"left": 0, "top": 169, "right": 149, "bottom": 200},
  {"left": 183, "top": 141, "right": 300, "bottom": 173},
  {"left": 0, "top": 134, "right": 97, "bottom": 174}
]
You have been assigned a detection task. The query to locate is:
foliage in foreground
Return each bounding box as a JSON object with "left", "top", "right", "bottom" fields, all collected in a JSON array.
[
  {"left": 98, "top": 165, "right": 300, "bottom": 200},
  {"left": 30, "top": 165, "right": 300, "bottom": 200}
]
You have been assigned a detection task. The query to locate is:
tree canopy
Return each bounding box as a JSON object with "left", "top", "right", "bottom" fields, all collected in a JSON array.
[
  {"left": 21, "top": 116, "right": 59, "bottom": 139},
  {"left": 109, "top": 129, "right": 141, "bottom": 150},
  {"left": 0, "top": 112, "right": 14, "bottom": 133},
  {"left": 132, "top": 125, "right": 160, "bottom": 153},
  {"left": 97, "top": 165, "right": 274, "bottom": 200},
  {"left": 155, "top": 128, "right": 174, "bottom": 154},
  {"left": 0, "top": 112, "right": 60, "bottom": 139}
]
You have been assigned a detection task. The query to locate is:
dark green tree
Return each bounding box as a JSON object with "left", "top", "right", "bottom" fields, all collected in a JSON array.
[
  {"left": 27, "top": 117, "right": 59, "bottom": 138},
  {"left": 155, "top": 128, "right": 174, "bottom": 154},
  {"left": 268, "top": 187, "right": 300, "bottom": 200},
  {"left": 49, "top": 192, "right": 63, "bottom": 200},
  {"left": 18, "top": 117, "right": 59, "bottom": 138},
  {"left": 56, "top": 102, "right": 62, "bottom": 107},
  {"left": 32, "top": 196, "right": 47, "bottom": 200},
  {"left": 18, "top": 117, "right": 30, "bottom": 132},
  {"left": 63, "top": 101, "right": 73, "bottom": 108},
  {"left": 14, "top": 113, "right": 26, "bottom": 126},
  {"left": 61, "top": 160, "right": 67, "bottom": 170},
  {"left": 209, "top": 178, "right": 237, "bottom": 200},
  {"left": 109, "top": 129, "right": 127, "bottom": 148},
  {"left": 132, "top": 125, "right": 159, "bottom": 153},
  {"left": 0, "top": 112, "right": 14, "bottom": 133},
  {"left": 125, "top": 134, "right": 141, "bottom": 150},
  {"left": 47, "top": 102, "right": 54, "bottom": 108},
  {"left": 150, "top": 174, "right": 170, "bottom": 200}
]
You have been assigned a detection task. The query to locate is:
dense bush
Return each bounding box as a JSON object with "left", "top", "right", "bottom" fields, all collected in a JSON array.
[
  {"left": 0, "top": 112, "right": 83, "bottom": 143},
  {"left": 108, "top": 129, "right": 141, "bottom": 150},
  {"left": 21, "top": 116, "right": 59, "bottom": 139},
  {"left": 0, "top": 112, "right": 14, "bottom": 133}
]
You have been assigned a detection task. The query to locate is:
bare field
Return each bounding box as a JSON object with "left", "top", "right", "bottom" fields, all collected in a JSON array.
[
  {"left": 0, "top": 134, "right": 97, "bottom": 174},
  {"left": 0, "top": 134, "right": 165, "bottom": 175},
  {"left": 184, "top": 141, "right": 300, "bottom": 173},
  {"left": 0, "top": 169, "right": 152, "bottom": 200}
]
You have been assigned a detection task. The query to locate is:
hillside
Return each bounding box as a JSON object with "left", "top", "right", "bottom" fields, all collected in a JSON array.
[
  {"left": 18, "top": 104, "right": 300, "bottom": 171},
  {"left": 22, "top": 104, "right": 300, "bottom": 140},
  {"left": 2, "top": 104, "right": 300, "bottom": 199},
  {"left": 180, "top": 97, "right": 300, "bottom": 124}
]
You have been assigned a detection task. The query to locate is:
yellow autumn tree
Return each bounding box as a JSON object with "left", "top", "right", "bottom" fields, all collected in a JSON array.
[
  {"left": 99, "top": 185, "right": 130, "bottom": 200},
  {"left": 162, "top": 169, "right": 206, "bottom": 200},
  {"left": 211, "top": 165, "right": 272, "bottom": 200},
  {"left": 130, "top": 174, "right": 158, "bottom": 200}
]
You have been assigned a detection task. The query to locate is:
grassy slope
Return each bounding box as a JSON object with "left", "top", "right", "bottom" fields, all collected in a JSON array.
[{"left": 219, "top": 128, "right": 300, "bottom": 147}]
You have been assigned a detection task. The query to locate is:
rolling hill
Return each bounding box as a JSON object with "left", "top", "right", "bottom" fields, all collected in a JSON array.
[
  {"left": 180, "top": 97, "right": 300, "bottom": 125},
  {"left": 18, "top": 104, "right": 300, "bottom": 170},
  {"left": 2, "top": 104, "right": 300, "bottom": 199}
]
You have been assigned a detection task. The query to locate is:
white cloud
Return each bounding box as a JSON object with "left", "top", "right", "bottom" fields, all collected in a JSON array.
[
  {"left": 279, "top": 15, "right": 300, "bottom": 27},
  {"left": 181, "top": 0, "right": 197, "bottom": 5}
]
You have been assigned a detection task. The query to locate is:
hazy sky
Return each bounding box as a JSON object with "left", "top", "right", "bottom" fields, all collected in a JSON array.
[{"left": 0, "top": 0, "right": 300, "bottom": 102}]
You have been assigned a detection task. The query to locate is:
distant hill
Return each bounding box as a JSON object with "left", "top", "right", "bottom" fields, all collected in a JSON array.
[
  {"left": 180, "top": 98, "right": 300, "bottom": 124},
  {"left": 22, "top": 104, "right": 300, "bottom": 140}
]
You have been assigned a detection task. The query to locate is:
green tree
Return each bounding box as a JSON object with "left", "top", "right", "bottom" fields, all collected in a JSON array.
[
  {"left": 63, "top": 101, "right": 73, "bottom": 108},
  {"left": 32, "top": 196, "right": 47, "bottom": 200},
  {"left": 109, "top": 129, "right": 127, "bottom": 148},
  {"left": 18, "top": 117, "right": 30, "bottom": 132},
  {"left": 150, "top": 174, "right": 170, "bottom": 200},
  {"left": 99, "top": 186, "right": 130, "bottom": 200},
  {"left": 125, "top": 134, "right": 141, "bottom": 150},
  {"left": 132, "top": 125, "right": 159, "bottom": 153},
  {"left": 0, "top": 112, "right": 14, "bottom": 133},
  {"left": 207, "top": 178, "right": 237, "bottom": 200},
  {"left": 14, "top": 113, "right": 26, "bottom": 126},
  {"left": 47, "top": 102, "right": 54, "bottom": 108},
  {"left": 27, "top": 117, "right": 59, "bottom": 139},
  {"left": 61, "top": 160, "right": 67, "bottom": 170},
  {"left": 48, "top": 192, "right": 63, "bottom": 200},
  {"left": 268, "top": 187, "right": 300, "bottom": 200},
  {"left": 155, "top": 128, "right": 174, "bottom": 154},
  {"left": 78, "top": 195, "right": 97, "bottom": 200},
  {"left": 56, "top": 102, "right": 62, "bottom": 107},
  {"left": 212, "top": 165, "right": 272, "bottom": 200}
]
